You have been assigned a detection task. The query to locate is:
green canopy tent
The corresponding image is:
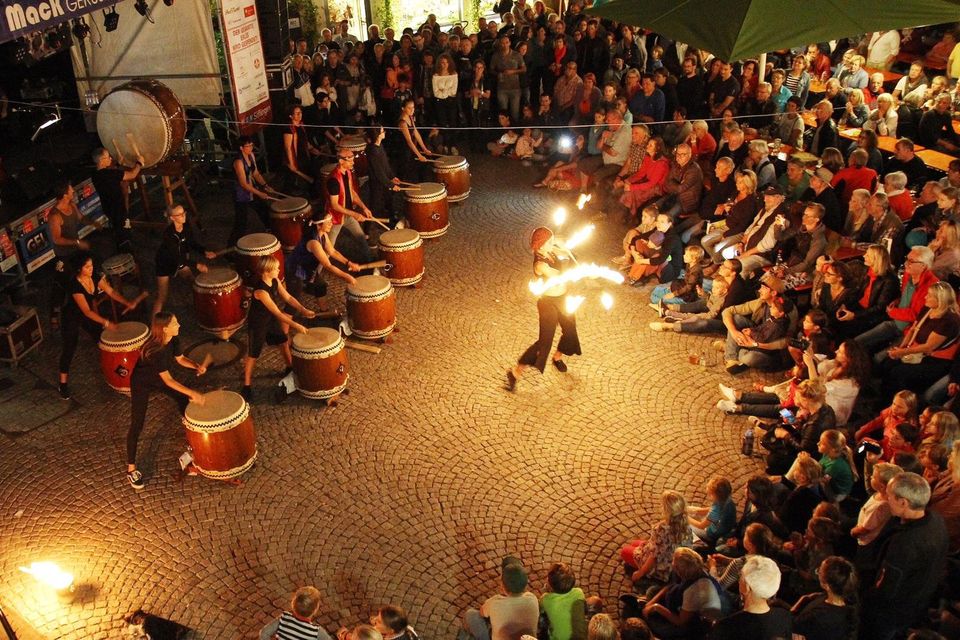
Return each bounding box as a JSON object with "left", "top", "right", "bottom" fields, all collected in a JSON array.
[{"left": 585, "top": 0, "right": 960, "bottom": 62}]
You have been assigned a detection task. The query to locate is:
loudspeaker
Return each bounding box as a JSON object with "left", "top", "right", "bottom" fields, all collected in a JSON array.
[
  {"left": 8, "top": 160, "right": 59, "bottom": 202},
  {"left": 256, "top": 0, "right": 290, "bottom": 63}
]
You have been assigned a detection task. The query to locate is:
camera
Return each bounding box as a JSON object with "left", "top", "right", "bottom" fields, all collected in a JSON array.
[
  {"left": 857, "top": 439, "right": 882, "bottom": 456},
  {"left": 789, "top": 336, "right": 810, "bottom": 350}
]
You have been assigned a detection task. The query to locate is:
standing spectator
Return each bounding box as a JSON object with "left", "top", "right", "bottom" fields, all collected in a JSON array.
[
  {"left": 463, "top": 556, "right": 539, "bottom": 640},
  {"left": 784, "top": 54, "right": 811, "bottom": 107},
  {"left": 867, "top": 30, "right": 901, "bottom": 70},
  {"left": 629, "top": 74, "right": 665, "bottom": 128},
  {"left": 860, "top": 473, "right": 949, "bottom": 640},
  {"left": 491, "top": 36, "right": 526, "bottom": 122},
  {"left": 708, "top": 61, "right": 741, "bottom": 121},
  {"left": 676, "top": 56, "right": 706, "bottom": 119},
  {"left": 553, "top": 61, "right": 583, "bottom": 123}
]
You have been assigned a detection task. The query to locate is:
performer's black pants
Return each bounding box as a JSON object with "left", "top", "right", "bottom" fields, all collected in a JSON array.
[
  {"left": 229, "top": 199, "right": 272, "bottom": 246},
  {"left": 519, "top": 295, "right": 582, "bottom": 373},
  {"left": 128, "top": 383, "right": 189, "bottom": 465},
  {"left": 59, "top": 317, "right": 102, "bottom": 375}
]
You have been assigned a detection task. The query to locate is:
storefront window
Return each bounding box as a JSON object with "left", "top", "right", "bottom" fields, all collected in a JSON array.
[{"left": 395, "top": 0, "right": 463, "bottom": 30}]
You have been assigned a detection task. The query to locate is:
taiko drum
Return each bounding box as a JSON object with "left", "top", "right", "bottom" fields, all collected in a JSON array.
[
  {"left": 378, "top": 228, "right": 424, "bottom": 286},
  {"left": 182, "top": 389, "right": 257, "bottom": 480},
  {"left": 405, "top": 182, "right": 449, "bottom": 238},
  {"left": 345, "top": 275, "right": 396, "bottom": 339},
  {"left": 193, "top": 268, "right": 247, "bottom": 337},
  {"left": 292, "top": 327, "right": 349, "bottom": 400},
  {"left": 235, "top": 233, "right": 284, "bottom": 287},
  {"left": 98, "top": 321, "right": 149, "bottom": 394}
]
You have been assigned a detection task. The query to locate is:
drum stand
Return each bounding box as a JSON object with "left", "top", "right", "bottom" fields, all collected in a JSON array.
[
  {"left": 132, "top": 156, "right": 200, "bottom": 222},
  {"left": 183, "top": 333, "right": 245, "bottom": 370}
]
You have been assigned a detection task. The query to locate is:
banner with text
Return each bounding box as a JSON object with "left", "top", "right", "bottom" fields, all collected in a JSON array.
[
  {"left": 221, "top": 0, "right": 272, "bottom": 134},
  {"left": 1, "top": 0, "right": 121, "bottom": 43}
]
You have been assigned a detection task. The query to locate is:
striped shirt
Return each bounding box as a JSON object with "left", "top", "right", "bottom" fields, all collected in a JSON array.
[{"left": 275, "top": 612, "right": 327, "bottom": 640}]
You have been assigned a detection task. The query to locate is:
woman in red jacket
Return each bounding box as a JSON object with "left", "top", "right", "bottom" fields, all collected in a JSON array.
[{"left": 617, "top": 137, "right": 670, "bottom": 222}]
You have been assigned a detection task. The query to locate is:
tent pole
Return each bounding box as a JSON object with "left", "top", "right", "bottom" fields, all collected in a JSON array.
[{"left": 758, "top": 52, "right": 767, "bottom": 83}]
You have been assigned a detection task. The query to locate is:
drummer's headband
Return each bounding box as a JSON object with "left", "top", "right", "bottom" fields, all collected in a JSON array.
[{"left": 310, "top": 214, "right": 334, "bottom": 226}]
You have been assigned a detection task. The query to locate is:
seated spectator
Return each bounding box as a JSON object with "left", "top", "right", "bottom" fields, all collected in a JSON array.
[
  {"left": 922, "top": 410, "right": 959, "bottom": 451},
  {"left": 654, "top": 143, "right": 704, "bottom": 221},
  {"left": 716, "top": 339, "right": 868, "bottom": 428},
  {"left": 769, "top": 69, "right": 792, "bottom": 112},
  {"left": 778, "top": 156, "right": 811, "bottom": 203},
  {"left": 680, "top": 156, "right": 736, "bottom": 244},
  {"left": 835, "top": 245, "right": 898, "bottom": 339},
  {"left": 851, "top": 462, "right": 902, "bottom": 547},
  {"left": 846, "top": 128, "right": 884, "bottom": 174},
  {"left": 833, "top": 149, "right": 879, "bottom": 206},
  {"left": 614, "top": 205, "right": 658, "bottom": 269},
  {"left": 884, "top": 138, "right": 928, "bottom": 191},
  {"left": 722, "top": 274, "right": 798, "bottom": 374},
  {"left": 709, "top": 556, "right": 791, "bottom": 640},
  {"left": 617, "top": 617, "right": 651, "bottom": 640},
  {"left": 928, "top": 219, "right": 960, "bottom": 281},
  {"left": 892, "top": 62, "right": 929, "bottom": 102},
  {"left": 709, "top": 523, "right": 781, "bottom": 594},
  {"left": 702, "top": 169, "right": 761, "bottom": 263},
  {"left": 640, "top": 548, "right": 726, "bottom": 639},
  {"left": 488, "top": 112, "right": 519, "bottom": 157},
  {"left": 371, "top": 606, "right": 419, "bottom": 640},
  {"left": 820, "top": 146, "right": 845, "bottom": 177},
  {"left": 535, "top": 134, "right": 587, "bottom": 190},
  {"left": 855, "top": 389, "right": 919, "bottom": 445},
  {"left": 513, "top": 127, "right": 545, "bottom": 161},
  {"left": 688, "top": 120, "right": 717, "bottom": 174},
  {"left": 771, "top": 96, "right": 805, "bottom": 148},
  {"left": 741, "top": 81, "right": 777, "bottom": 131},
  {"left": 859, "top": 473, "right": 949, "bottom": 640},
  {"left": 722, "top": 476, "right": 789, "bottom": 556},
  {"left": 687, "top": 476, "right": 737, "bottom": 547},
  {"left": 625, "top": 212, "right": 683, "bottom": 285},
  {"left": 540, "top": 562, "right": 586, "bottom": 640},
  {"left": 775, "top": 456, "right": 825, "bottom": 535},
  {"left": 813, "top": 429, "right": 857, "bottom": 500},
  {"left": 940, "top": 159, "right": 960, "bottom": 190},
  {"left": 809, "top": 100, "right": 839, "bottom": 157},
  {"left": 779, "top": 202, "right": 829, "bottom": 280},
  {"left": 863, "top": 72, "right": 886, "bottom": 108},
  {"left": 606, "top": 124, "right": 651, "bottom": 211},
  {"left": 838, "top": 54, "right": 868, "bottom": 92},
  {"left": 616, "top": 137, "right": 670, "bottom": 222},
  {"left": 714, "top": 125, "right": 748, "bottom": 169},
  {"left": 662, "top": 107, "right": 693, "bottom": 149},
  {"left": 260, "top": 586, "right": 330, "bottom": 640},
  {"left": 578, "top": 108, "right": 631, "bottom": 196},
  {"left": 803, "top": 166, "right": 845, "bottom": 234},
  {"left": 736, "top": 185, "right": 791, "bottom": 277},
  {"left": 649, "top": 259, "right": 750, "bottom": 334},
  {"left": 862, "top": 192, "right": 904, "bottom": 255},
  {"left": 462, "top": 556, "right": 539, "bottom": 640},
  {"left": 781, "top": 515, "right": 842, "bottom": 598},
  {"left": 908, "top": 182, "right": 954, "bottom": 248},
  {"left": 620, "top": 490, "right": 694, "bottom": 587},
  {"left": 863, "top": 92, "right": 898, "bottom": 138},
  {"left": 650, "top": 245, "right": 704, "bottom": 306},
  {"left": 814, "top": 260, "right": 860, "bottom": 334},
  {"left": 883, "top": 171, "right": 915, "bottom": 223},
  {"left": 790, "top": 556, "right": 859, "bottom": 640},
  {"left": 842, "top": 188, "right": 875, "bottom": 243},
  {"left": 929, "top": 441, "right": 960, "bottom": 554},
  {"left": 838, "top": 89, "right": 869, "bottom": 129},
  {"left": 743, "top": 140, "right": 776, "bottom": 189},
  {"left": 758, "top": 380, "right": 837, "bottom": 475},
  {"left": 876, "top": 281, "right": 960, "bottom": 397}
]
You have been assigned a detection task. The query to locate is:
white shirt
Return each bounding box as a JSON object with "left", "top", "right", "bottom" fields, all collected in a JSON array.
[
  {"left": 432, "top": 74, "right": 458, "bottom": 100},
  {"left": 867, "top": 31, "right": 901, "bottom": 69}
]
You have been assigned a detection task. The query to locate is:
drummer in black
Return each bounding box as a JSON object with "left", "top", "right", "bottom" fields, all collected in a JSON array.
[
  {"left": 91, "top": 146, "right": 143, "bottom": 251},
  {"left": 506, "top": 227, "right": 582, "bottom": 391},
  {"left": 59, "top": 251, "right": 143, "bottom": 400},
  {"left": 126, "top": 312, "right": 207, "bottom": 490},
  {"left": 230, "top": 136, "right": 277, "bottom": 246},
  {"left": 365, "top": 126, "right": 404, "bottom": 225},
  {"left": 48, "top": 180, "right": 103, "bottom": 326},
  {"left": 242, "top": 255, "right": 315, "bottom": 402},
  {"left": 152, "top": 204, "right": 217, "bottom": 318},
  {"left": 282, "top": 105, "right": 322, "bottom": 196},
  {"left": 286, "top": 213, "right": 361, "bottom": 299}
]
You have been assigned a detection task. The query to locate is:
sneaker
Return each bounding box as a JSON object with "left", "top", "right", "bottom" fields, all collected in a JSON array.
[
  {"left": 725, "top": 363, "right": 749, "bottom": 375},
  {"left": 127, "top": 469, "right": 144, "bottom": 490},
  {"left": 718, "top": 383, "right": 737, "bottom": 402},
  {"left": 553, "top": 359, "right": 568, "bottom": 372},
  {"left": 716, "top": 399, "right": 738, "bottom": 414},
  {"left": 58, "top": 383, "right": 71, "bottom": 400},
  {"left": 648, "top": 302, "right": 662, "bottom": 314},
  {"left": 649, "top": 321, "right": 666, "bottom": 332}
]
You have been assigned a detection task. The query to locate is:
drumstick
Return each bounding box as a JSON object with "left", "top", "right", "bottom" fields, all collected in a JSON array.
[
  {"left": 371, "top": 217, "right": 391, "bottom": 223},
  {"left": 215, "top": 247, "right": 236, "bottom": 258},
  {"left": 268, "top": 190, "right": 296, "bottom": 199},
  {"left": 311, "top": 310, "right": 342, "bottom": 319},
  {"left": 125, "top": 132, "right": 143, "bottom": 159},
  {"left": 120, "top": 292, "right": 149, "bottom": 315},
  {"left": 395, "top": 186, "right": 420, "bottom": 192},
  {"left": 395, "top": 180, "right": 418, "bottom": 187},
  {"left": 345, "top": 340, "right": 382, "bottom": 354},
  {"left": 369, "top": 218, "right": 391, "bottom": 231},
  {"left": 197, "top": 352, "right": 214, "bottom": 375},
  {"left": 112, "top": 138, "right": 127, "bottom": 165},
  {"left": 355, "top": 260, "right": 388, "bottom": 270}
]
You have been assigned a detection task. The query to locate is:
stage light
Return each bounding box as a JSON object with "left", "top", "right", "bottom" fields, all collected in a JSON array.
[
  {"left": 162, "top": 0, "right": 174, "bottom": 6},
  {"left": 72, "top": 17, "right": 90, "bottom": 39},
  {"left": 103, "top": 6, "right": 119, "bottom": 31},
  {"left": 31, "top": 107, "right": 62, "bottom": 142},
  {"left": 134, "top": 0, "right": 154, "bottom": 21}
]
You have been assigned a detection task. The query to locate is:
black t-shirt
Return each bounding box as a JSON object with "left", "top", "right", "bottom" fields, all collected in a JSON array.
[
  {"left": 249, "top": 278, "right": 280, "bottom": 330},
  {"left": 792, "top": 595, "right": 856, "bottom": 640},
  {"left": 326, "top": 174, "right": 354, "bottom": 211},
  {"left": 156, "top": 225, "right": 203, "bottom": 277},
  {"left": 91, "top": 167, "right": 126, "bottom": 220},
  {"left": 63, "top": 274, "right": 102, "bottom": 322},
  {"left": 131, "top": 337, "right": 182, "bottom": 390},
  {"left": 710, "top": 607, "right": 792, "bottom": 640},
  {"left": 709, "top": 76, "right": 741, "bottom": 108}
]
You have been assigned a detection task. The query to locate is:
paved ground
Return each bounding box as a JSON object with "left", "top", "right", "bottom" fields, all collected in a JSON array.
[{"left": 0, "top": 154, "right": 767, "bottom": 639}]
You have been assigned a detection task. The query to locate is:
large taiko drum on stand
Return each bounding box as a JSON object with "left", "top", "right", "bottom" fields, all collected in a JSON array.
[
  {"left": 182, "top": 390, "right": 257, "bottom": 480},
  {"left": 346, "top": 275, "right": 396, "bottom": 339},
  {"left": 432, "top": 155, "right": 470, "bottom": 202},
  {"left": 235, "top": 233, "right": 284, "bottom": 287},
  {"left": 405, "top": 182, "right": 449, "bottom": 239},
  {"left": 96, "top": 80, "right": 186, "bottom": 168},
  {"left": 193, "top": 268, "right": 247, "bottom": 338},
  {"left": 292, "top": 327, "right": 349, "bottom": 400},
  {"left": 98, "top": 321, "right": 149, "bottom": 394},
  {"left": 337, "top": 136, "right": 368, "bottom": 177},
  {"left": 378, "top": 228, "right": 424, "bottom": 286},
  {"left": 270, "top": 197, "right": 310, "bottom": 251}
]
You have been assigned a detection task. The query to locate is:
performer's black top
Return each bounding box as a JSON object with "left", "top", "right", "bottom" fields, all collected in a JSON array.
[
  {"left": 249, "top": 278, "right": 280, "bottom": 330},
  {"left": 155, "top": 224, "right": 205, "bottom": 277},
  {"left": 132, "top": 338, "right": 182, "bottom": 391}
]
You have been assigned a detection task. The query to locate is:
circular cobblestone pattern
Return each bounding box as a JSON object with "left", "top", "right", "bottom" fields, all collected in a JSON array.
[{"left": 0, "top": 154, "right": 764, "bottom": 639}]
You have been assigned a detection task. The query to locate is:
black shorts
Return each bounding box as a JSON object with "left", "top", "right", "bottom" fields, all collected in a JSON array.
[
  {"left": 248, "top": 318, "right": 287, "bottom": 358},
  {"left": 156, "top": 257, "right": 187, "bottom": 279}
]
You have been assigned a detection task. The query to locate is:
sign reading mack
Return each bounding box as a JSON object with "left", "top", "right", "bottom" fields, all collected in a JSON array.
[{"left": 1, "top": 0, "right": 121, "bottom": 43}]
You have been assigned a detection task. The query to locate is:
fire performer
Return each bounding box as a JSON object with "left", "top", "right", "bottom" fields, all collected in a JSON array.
[{"left": 506, "top": 227, "right": 582, "bottom": 391}]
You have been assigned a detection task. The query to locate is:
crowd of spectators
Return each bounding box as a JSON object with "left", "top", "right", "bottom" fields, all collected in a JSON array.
[{"left": 261, "top": 7, "right": 960, "bottom": 640}]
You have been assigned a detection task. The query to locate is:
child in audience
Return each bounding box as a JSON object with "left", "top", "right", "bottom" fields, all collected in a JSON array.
[
  {"left": 854, "top": 390, "right": 918, "bottom": 443},
  {"left": 850, "top": 462, "right": 901, "bottom": 546},
  {"left": 919, "top": 444, "right": 949, "bottom": 485},
  {"left": 687, "top": 476, "right": 737, "bottom": 547},
  {"left": 650, "top": 245, "right": 705, "bottom": 306},
  {"left": 260, "top": 586, "right": 328, "bottom": 640},
  {"left": 880, "top": 422, "right": 918, "bottom": 462},
  {"left": 791, "top": 556, "right": 859, "bottom": 640},
  {"left": 540, "top": 562, "right": 587, "bottom": 640},
  {"left": 782, "top": 516, "right": 841, "bottom": 598}
]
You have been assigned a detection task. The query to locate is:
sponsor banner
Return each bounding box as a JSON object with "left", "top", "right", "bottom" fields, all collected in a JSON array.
[
  {"left": 1, "top": 0, "right": 122, "bottom": 43},
  {"left": 221, "top": 0, "right": 272, "bottom": 134}
]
